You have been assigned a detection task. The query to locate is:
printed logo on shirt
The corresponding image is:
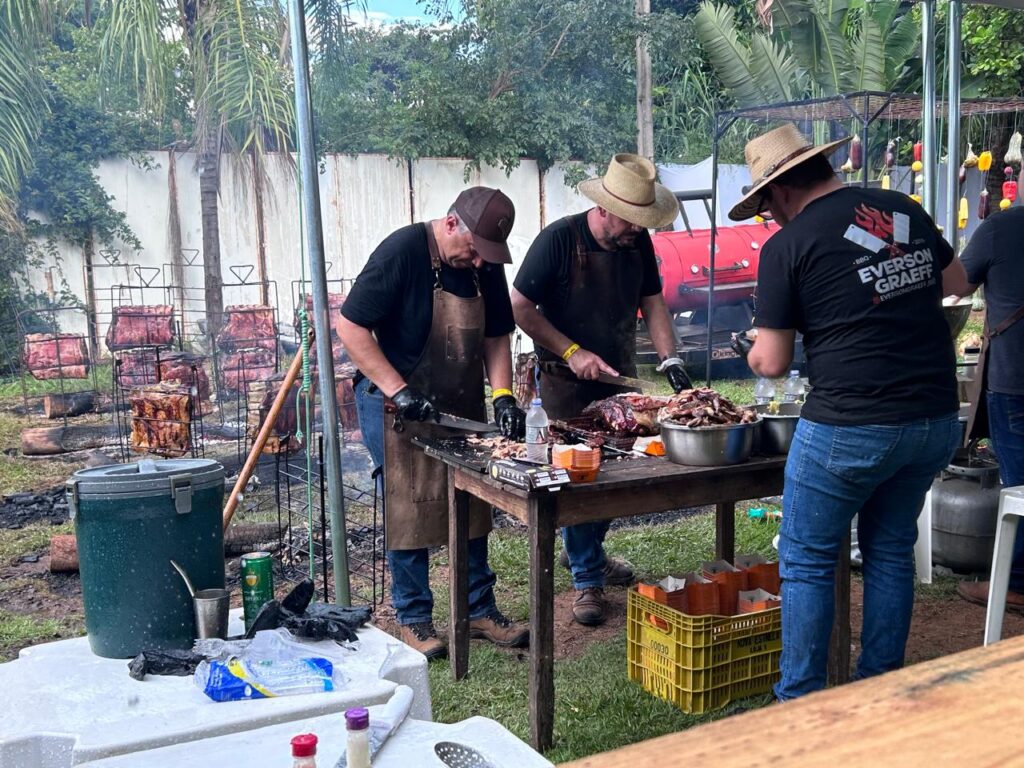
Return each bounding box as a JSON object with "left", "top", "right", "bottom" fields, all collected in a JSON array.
[
  {"left": 846, "top": 203, "right": 937, "bottom": 303},
  {"left": 854, "top": 204, "right": 894, "bottom": 241}
]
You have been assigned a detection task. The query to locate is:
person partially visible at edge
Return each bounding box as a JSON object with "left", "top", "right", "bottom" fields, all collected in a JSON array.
[
  {"left": 510, "top": 153, "right": 690, "bottom": 628},
  {"left": 732, "top": 124, "right": 965, "bottom": 700},
  {"left": 944, "top": 208, "right": 1024, "bottom": 611},
  {"left": 337, "top": 187, "right": 529, "bottom": 660}
]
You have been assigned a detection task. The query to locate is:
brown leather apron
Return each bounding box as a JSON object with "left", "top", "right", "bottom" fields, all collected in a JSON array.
[
  {"left": 383, "top": 229, "right": 493, "bottom": 549},
  {"left": 965, "top": 304, "right": 1024, "bottom": 445},
  {"left": 536, "top": 216, "right": 645, "bottom": 420}
]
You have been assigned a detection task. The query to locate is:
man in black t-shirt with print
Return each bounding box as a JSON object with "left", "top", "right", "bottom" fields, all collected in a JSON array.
[
  {"left": 732, "top": 124, "right": 965, "bottom": 701},
  {"left": 339, "top": 187, "right": 528, "bottom": 659}
]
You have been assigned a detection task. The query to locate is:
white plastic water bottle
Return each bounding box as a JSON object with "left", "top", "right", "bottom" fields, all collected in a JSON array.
[
  {"left": 782, "top": 370, "right": 805, "bottom": 403},
  {"left": 524, "top": 398, "right": 550, "bottom": 463},
  {"left": 753, "top": 377, "right": 775, "bottom": 405}
]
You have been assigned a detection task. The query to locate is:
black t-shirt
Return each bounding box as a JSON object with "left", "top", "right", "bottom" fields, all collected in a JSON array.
[
  {"left": 755, "top": 187, "right": 958, "bottom": 425},
  {"left": 513, "top": 212, "right": 663, "bottom": 306},
  {"left": 341, "top": 223, "right": 515, "bottom": 379},
  {"left": 960, "top": 207, "right": 1024, "bottom": 395}
]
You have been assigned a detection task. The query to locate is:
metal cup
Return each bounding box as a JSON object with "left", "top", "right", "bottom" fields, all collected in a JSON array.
[{"left": 193, "top": 588, "right": 230, "bottom": 640}]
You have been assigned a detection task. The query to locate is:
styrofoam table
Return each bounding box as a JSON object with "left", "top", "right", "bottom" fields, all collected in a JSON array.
[
  {"left": 78, "top": 708, "right": 553, "bottom": 768},
  {"left": 0, "top": 611, "right": 430, "bottom": 768}
]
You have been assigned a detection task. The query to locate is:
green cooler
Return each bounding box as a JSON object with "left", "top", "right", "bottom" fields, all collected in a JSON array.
[{"left": 67, "top": 458, "right": 226, "bottom": 658}]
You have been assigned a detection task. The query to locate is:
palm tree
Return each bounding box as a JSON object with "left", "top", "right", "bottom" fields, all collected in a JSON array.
[
  {"left": 99, "top": 0, "right": 295, "bottom": 337},
  {"left": 694, "top": 0, "right": 919, "bottom": 108}
]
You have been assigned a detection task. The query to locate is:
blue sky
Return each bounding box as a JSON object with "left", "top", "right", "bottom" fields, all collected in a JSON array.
[{"left": 358, "top": 1, "right": 462, "bottom": 25}]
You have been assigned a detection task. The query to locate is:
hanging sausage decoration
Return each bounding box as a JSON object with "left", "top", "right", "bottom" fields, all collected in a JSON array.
[
  {"left": 1005, "top": 131, "right": 1022, "bottom": 166},
  {"left": 959, "top": 164, "right": 968, "bottom": 187},
  {"left": 978, "top": 189, "right": 990, "bottom": 219},
  {"left": 964, "top": 143, "right": 979, "bottom": 168},
  {"left": 884, "top": 139, "right": 896, "bottom": 169},
  {"left": 849, "top": 134, "right": 863, "bottom": 171},
  {"left": 978, "top": 150, "right": 993, "bottom": 172}
]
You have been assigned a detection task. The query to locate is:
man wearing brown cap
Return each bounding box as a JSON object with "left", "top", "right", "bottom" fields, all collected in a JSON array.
[
  {"left": 339, "top": 187, "right": 529, "bottom": 658},
  {"left": 512, "top": 153, "right": 687, "bottom": 626},
  {"left": 731, "top": 124, "right": 967, "bottom": 700}
]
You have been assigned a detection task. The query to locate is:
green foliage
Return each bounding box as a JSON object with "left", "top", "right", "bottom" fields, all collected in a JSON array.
[{"left": 962, "top": 6, "right": 1024, "bottom": 98}]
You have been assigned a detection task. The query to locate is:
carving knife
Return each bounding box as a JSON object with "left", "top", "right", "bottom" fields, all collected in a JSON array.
[
  {"left": 436, "top": 412, "right": 497, "bottom": 433},
  {"left": 548, "top": 362, "right": 656, "bottom": 392}
]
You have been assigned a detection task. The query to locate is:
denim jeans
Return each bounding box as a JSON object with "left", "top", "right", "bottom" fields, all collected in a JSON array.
[
  {"left": 562, "top": 521, "right": 611, "bottom": 589},
  {"left": 354, "top": 377, "right": 497, "bottom": 625},
  {"left": 775, "top": 413, "right": 960, "bottom": 701},
  {"left": 987, "top": 391, "right": 1024, "bottom": 592}
]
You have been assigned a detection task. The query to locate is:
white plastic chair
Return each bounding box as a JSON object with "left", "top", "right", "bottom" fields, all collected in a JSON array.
[
  {"left": 984, "top": 487, "right": 1024, "bottom": 645},
  {"left": 915, "top": 489, "right": 934, "bottom": 585}
]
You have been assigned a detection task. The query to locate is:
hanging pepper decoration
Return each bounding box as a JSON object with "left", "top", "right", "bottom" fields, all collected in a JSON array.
[
  {"left": 849, "top": 134, "right": 863, "bottom": 171},
  {"left": 958, "top": 196, "right": 969, "bottom": 230},
  {"left": 978, "top": 189, "right": 990, "bottom": 220},
  {"left": 964, "top": 143, "right": 979, "bottom": 168},
  {"left": 1005, "top": 131, "right": 1022, "bottom": 166},
  {"left": 913, "top": 141, "right": 923, "bottom": 163},
  {"left": 978, "top": 150, "right": 993, "bottom": 172}
]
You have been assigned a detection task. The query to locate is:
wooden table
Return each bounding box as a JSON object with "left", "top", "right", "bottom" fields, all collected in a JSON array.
[
  {"left": 419, "top": 444, "right": 789, "bottom": 752},
  {"left": 561, "top": 633, "right": 1024, "bottom": 767}
]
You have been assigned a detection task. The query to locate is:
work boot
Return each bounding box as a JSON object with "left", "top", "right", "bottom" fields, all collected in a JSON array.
[
  {"left": 399, "top": 622, "right": 448, "bottom": 660},
  {"left": 558, "top": 550, "right": 635, "bottom": 587},
  {"left": 469, "top": 610, "right": 530, "bottom": 648},
  {"left": 957, "top": 580, "right": 1024, "bottom": 613},
  {"left": 572, "top": 587, "right": 606, "bottom": 626}
]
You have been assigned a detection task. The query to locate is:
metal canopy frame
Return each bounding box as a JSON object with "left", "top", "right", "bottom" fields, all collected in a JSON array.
[{"left": 705, "top": 89, "right": 1024, "bottom": 385}]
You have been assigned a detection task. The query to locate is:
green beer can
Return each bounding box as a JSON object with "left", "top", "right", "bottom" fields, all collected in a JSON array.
[{"left": 240, "top": 551, "right": 274, "bottom": 630}]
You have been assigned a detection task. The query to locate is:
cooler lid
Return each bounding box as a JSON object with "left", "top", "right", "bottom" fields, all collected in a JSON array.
[{"left": 69, "top": 458, "right": 224, "bottom": 497}]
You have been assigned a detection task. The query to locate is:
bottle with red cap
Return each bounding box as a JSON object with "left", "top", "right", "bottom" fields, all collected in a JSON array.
[
  {"left": 345, "top": 707, "right": 371, "bottom": 768},
  {"left": 291, "top": 733, "right": 318, "bottom": 768}
]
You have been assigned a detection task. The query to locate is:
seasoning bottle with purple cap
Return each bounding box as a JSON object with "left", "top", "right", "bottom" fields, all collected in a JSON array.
[
  {"left": 345, "top": 707, "right": 371, "bottom": 768},
  {"left": 291, "top": 733, "right": 318, "bottom": 768}
]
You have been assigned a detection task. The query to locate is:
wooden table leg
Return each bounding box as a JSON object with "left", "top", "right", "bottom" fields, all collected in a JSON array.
[
  {"left": 715, "top": 501, "right": 735, "bottom": 563},
  {"left": 828, "top": 530, "right": 852, "bottom": 685},
  {"left": 528, "top": 494, "right": 556, "bottom": 753},
  {"left": 448, "top": 466, "right": 470, "bottom": 681}
]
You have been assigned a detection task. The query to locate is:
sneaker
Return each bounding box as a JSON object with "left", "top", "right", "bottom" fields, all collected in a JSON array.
[
  {"left": 469, "top": 610, "right": 530, "bottom": 648},
  {"left": 957, "top": 580, "right": 1024, "bottom": 613},
  {"left": 572, "top": 587, "right": 606, "bottom": 626},
  {"left": 399, "top": 622, "right": 448, "bottom": 660},
  {"left": 558, "top": 550, "right": 635, "bottom": 587}
]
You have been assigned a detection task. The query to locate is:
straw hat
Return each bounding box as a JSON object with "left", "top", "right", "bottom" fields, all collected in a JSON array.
[
  {"left": 579, "top": 154, "right": 679, "bottom": 229},
  {"left": 728, "top": 124, "right": 850, "bottom": 221}
]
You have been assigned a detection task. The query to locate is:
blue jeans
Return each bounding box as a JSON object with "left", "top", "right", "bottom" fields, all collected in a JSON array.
[
  {"left": 562, "top": 521, "right": 611, "bottom": 589},
  {"left": 775, "top": 414, "right": 960, "bottom": 701},
  {"left": 987, "top": 391, "right": 1024, "bottom": 591},
  {"left": 354, "top": 378, "right": 497, "bottom": 625}
]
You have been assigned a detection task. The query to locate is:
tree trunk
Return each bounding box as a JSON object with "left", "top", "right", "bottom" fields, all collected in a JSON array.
[
  {"left": 44, "top": 391, "right": 96, "bottom": 419},
  {"left": 22, "top": 424, "right": 118, "bottom": 455},
  {"left": 635, "top": 0, "right": 654, "bottom": 162},
  {"left": 198, "top": 127, "right": 224, "bottom": 341},
  {"left": 167, "top": 151, "right": 189, "bottom": 334},
  {"left": 252, "top": 148, "right": 270, "bottom": 306}
]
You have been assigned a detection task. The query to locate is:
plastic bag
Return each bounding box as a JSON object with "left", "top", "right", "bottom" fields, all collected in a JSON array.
[
  {"left": 244, "top": 580, "right": 372, "bottom": 643},
  {"left": 195, "top": 656, "right": 335, "bottom": 702},
  {"left": 128, "top": 649, "right": 206, "bottom": 681}
]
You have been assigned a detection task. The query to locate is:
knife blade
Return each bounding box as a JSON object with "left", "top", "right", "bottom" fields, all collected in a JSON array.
[
  {"left": 546, "top": 362, "right": 655, "bottom": 392},
  {"left": 437, "top": 412, "right": 496, "bottom": 433}
]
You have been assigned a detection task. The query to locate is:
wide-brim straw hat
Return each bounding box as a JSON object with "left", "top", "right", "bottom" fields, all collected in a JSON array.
[
  {"left": 728, "top": 124, "right": 850, "bottom": 221},
  {"left": 579, "top": 153, "right": 679, "bottom": 229}
]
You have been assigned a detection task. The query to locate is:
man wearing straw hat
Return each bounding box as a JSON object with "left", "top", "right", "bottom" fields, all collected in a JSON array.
[
  {"left": 512, "top": 153, "right": 687, "bottom": 626},
  {"left": 732, "top": 124, "right": 968, "bottom": 699}
]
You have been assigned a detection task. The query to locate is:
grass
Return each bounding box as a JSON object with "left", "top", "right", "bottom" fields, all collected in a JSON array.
[
  {"left": 0, "top": 411, "right": 88, "bottom": 496},
  {"left": 0, "top": 522, "right": 73, "bottom": 567},
  {"left": 0, "top": 364, "right": 114, "bottom": 400},
  {"left": 0, "top": 610, "right": 71, "bottom": 657}
]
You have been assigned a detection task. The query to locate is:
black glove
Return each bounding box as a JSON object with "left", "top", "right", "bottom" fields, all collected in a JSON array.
[
  {"left": 663, "top": 363, "right": 692, "bottom": 394},
  {"left": 493, "top": 395, "right": 526, "bottom": 440},
  {"left": 392, "top": 385, "right": 438, "bottom": 422},
  {"left": 731, "top": 331, "right": 755, "bottom": 359}
]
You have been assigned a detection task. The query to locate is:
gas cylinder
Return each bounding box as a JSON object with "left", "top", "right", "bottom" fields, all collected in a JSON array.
[{"left": 931, "top": 456, "right": 1002, "bottom": 573}]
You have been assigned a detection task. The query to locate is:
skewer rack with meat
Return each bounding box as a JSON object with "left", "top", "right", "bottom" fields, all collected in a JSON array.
[
  {"left": 128, "top": 382, "right": 195, "bottom": 458},
  {"left": 215, "top": 304, "right": 278, "bottom": 354},
  {"left": 219, "top": 347, "right": 277, "bottom": 394},
  {"left": 23, "top": 333, "right": 90, "bottom": 380},
  {"left": 245, "top": 373, "right": 311, "bottom": 455}
]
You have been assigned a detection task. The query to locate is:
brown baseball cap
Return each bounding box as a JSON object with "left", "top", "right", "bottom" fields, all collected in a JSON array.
[{"left": 453, "top": 187, "right": 515, "bottom": 264}]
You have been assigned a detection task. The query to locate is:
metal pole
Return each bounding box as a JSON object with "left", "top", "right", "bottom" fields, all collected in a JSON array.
[
  {"left": 922, "top": 0, "right": 938, "bottom": 217},
  {"left": 705, "top": 125, "right": 721, "bottom": 387},
  {"left": 945, "top": 0, "right": 962, "bottom": 250},
  {"left": 286, "top": 0, "right": 351, "bottom": 605}
]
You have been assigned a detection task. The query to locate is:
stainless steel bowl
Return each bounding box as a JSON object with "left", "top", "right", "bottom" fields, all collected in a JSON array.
[
  {"left": 752, "top": 402, "right": 801, "bottom": 455},
  {"left": 660, "top": 418, "right": 761, "bottom": 466},
  {"left": 943, "top": 300, "right": 973, "bottom": 341}
]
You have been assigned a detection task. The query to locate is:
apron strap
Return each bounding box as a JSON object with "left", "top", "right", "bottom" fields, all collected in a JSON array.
[
  {"left": 988, "top": 304, "right": 1024, "bottom": 339},
  {"left": 567, "top": 214, "right": 589, "bottom": 272},
  {"left": 425, "top": 223, "right": 443, "bottom": 288}
]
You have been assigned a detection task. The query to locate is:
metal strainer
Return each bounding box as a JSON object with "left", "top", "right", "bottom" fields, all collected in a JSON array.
[{"left": 434, "top": 741, "right": 497, "bottom": 768}]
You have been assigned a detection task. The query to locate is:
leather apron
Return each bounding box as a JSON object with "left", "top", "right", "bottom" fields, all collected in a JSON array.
[
  {"left": 965, "top": 304, "right": 1024, "bottom": 446},
  {"left": 537, "top": 216, "right": 646, "bottom": 420},
  {"left": 382, "top": 229, "right": 493, "bottom": 549}
]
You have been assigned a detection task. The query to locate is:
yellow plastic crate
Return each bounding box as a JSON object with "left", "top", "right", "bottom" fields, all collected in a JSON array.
[{"left": 627, "top": 587, "right": 781, "bottom": 714}]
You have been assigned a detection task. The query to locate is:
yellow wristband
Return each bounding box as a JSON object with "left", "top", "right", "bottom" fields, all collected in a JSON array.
[
  {"left": 562, "top": 343, "right": 580, "bottom": 361},
  {"left": 492, "top": 388, "right": 513, "bottom": 400}
]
